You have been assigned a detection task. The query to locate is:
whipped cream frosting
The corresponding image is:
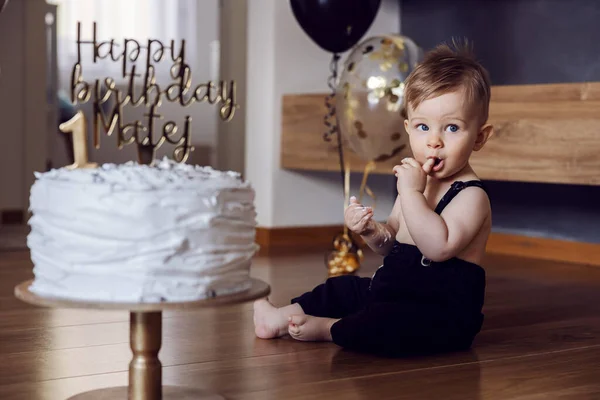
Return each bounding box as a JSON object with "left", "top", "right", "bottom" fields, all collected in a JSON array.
[{"left": 27, "top": 158, "right": 258, "bottom": 302}]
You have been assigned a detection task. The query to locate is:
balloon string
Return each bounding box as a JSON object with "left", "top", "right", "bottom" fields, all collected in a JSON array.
[
  {"left": 322, "top": 53, "right": 346, "bottom": 202},
  {"left": 343, "top": 158, "right": 351, "bottom": 237},
  {"left": 323, "top": 53, "right": 341, "bottom": 143},
  {"left": 358, "top": 161, "right": 377, "bottom": 208}
]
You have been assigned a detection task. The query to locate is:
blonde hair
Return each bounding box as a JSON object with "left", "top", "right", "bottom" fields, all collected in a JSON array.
[{"left": 403, "top": 39, "right": 491, "bottom": 124}]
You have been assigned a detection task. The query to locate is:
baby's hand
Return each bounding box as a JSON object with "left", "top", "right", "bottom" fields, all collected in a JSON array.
[
  {"left": 344, "top": 196, "right": 374, "bottom": 235},
  {"left": 393, "top": 158, "right": 435, "bottom": 194}
]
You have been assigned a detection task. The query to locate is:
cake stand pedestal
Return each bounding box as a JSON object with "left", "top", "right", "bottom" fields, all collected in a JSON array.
[{"left": 14, "top": 278, "right": 270, "bottom": 400}]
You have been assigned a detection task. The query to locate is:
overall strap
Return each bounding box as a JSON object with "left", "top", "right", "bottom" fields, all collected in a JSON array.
[
  {"left": 434, "top": 180, "right": 487, "bottom": 215},
  {"left": 422, "top": 180, "right": 488, "bottom": 267}
]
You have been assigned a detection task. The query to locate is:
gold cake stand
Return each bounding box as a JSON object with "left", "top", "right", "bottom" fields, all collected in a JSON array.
[{"left": 15, "top": 278, "right": 270, "bottom": 400}]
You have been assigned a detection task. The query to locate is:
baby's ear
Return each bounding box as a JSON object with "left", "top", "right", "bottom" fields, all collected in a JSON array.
[{"left": 473, "top": 124, "right": 493, "bottom": 151}]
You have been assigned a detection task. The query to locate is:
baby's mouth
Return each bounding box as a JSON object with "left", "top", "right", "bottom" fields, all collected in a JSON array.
[{"left": 429, "top": 157, "right": 444, "bottom": 172}]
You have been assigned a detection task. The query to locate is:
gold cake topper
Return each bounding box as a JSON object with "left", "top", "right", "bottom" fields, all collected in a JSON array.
[{"left": 60, "top": 22, "right": 237, "bottom": 168}]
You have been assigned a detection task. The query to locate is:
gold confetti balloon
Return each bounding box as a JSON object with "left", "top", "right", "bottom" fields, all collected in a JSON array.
[{"left": 336, "top": 35, "right": 422, "bottom": 163}]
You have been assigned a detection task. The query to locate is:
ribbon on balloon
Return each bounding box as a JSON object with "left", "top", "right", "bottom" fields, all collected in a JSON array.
[
  {"left": 324, "top": 158, "right": 364, "bottom": 278},
  {"left": 290, "top": 0, "right": 382, "bottom": 276},
  {"left": 290, "top": 2, "right": 422, "bottom": 277},
  {"left": 291, "top": 0, "right": 382, "bottom": 196},
  {"left": 327, "top": 35, "right": 422, "bottom": 276}
]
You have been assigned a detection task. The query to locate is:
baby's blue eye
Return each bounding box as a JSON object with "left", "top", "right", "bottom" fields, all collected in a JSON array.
[
  {"left": 446, "top": 124, "right": 459, "bottom": 133},
  {"left": 417, "top": 124, "right": 429, "bottom": 131}
]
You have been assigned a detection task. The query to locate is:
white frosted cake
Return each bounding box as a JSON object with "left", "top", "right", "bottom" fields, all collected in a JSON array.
[{"left": 26, "top": 158, "right": 258, "bottom": 303}]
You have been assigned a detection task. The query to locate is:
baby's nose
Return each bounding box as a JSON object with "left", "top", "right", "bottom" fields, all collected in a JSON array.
[{"left": 427, "top": 137, "right": 443, "bottom": 148}]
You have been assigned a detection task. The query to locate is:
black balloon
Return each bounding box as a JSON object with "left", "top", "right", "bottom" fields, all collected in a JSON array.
[
  {"left": 290, "top": 0, "right": 381, "bottom": 54},
  {"left": 0, "top": 0, "right": 8, "bottom": 14}
]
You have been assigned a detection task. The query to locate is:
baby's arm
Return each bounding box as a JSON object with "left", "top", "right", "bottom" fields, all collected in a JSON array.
[
  {"left": 400, "top": 187, "right": 490, "bottom": 262},
  {"left": 345, "top": 196, "right": 397, "bottom": 257},
  {"left": 361, "top": 221, "right": 397, "bottom": 257}
]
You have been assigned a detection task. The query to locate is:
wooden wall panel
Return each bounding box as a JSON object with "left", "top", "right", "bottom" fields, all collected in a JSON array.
[
  {"left": 281, "top": 82, "right": 600, "bottom": 185},
  {"left": 280, "top": 94, "right": 401, "bottom": 176}
]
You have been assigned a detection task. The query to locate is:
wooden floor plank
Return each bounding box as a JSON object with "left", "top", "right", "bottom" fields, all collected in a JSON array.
[
  {"left": 1, "top": 246, "right": 600, "bottom": 399},
  {"left": 233, "top": 346, "right": 600, "bottom": 400},
  {"left": 1, "top": 340, "right": 599, "bottom": 400}
]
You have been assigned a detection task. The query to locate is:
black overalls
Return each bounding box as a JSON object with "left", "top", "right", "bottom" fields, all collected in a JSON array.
[{"left": 291, "top": 180, "right": 487, "bottom": 357}]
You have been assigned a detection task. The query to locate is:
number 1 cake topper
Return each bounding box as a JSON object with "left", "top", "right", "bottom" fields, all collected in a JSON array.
[{"left": 60, "top": 22, "right": 238, "bottom": 168}]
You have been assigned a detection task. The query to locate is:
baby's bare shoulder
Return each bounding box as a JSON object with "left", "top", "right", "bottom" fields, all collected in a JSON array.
[{"left": 443, "top": 185, "right": 491, "bottom": 219}]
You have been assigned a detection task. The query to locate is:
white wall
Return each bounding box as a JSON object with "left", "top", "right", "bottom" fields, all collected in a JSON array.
[
  {"left": 246, "top": 0, "right": 400, "bottom": 227},
  {"left": 217, "top": 0, "right": 247, "bottom": 175}
]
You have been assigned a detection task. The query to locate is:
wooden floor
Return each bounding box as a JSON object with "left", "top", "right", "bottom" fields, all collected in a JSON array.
[{"left": 1, "top": 247, "right": 600, "bottom": 399}]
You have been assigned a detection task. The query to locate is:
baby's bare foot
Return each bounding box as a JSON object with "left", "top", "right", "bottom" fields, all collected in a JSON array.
[
  {"left": 288, "top": 314, "right": 338, "bottom": 342},
  {"left": 253, "top": 299, "right": 289, "bottom": 339}
]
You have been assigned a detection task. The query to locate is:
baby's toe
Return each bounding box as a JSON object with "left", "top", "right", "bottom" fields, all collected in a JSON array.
[
  {"left": 289, "top": 314, "right": 307, "bottom": 326},
  {"left": 288, "top": 324, "right": 300, "bottom": 336}
]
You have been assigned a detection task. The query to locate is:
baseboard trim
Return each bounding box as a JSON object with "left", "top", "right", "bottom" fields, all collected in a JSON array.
[
  {"left": 1, "top": 209, "right": 25, "bottom": 225},
  {"left": 256, "top": 225, "right": 600, "bottom": 266},
  {"left": 256, "top": 225, "right": 348, "bottom": 256},
  {"left": 485, "top": 232, "right": 600, "bottom": 267}
]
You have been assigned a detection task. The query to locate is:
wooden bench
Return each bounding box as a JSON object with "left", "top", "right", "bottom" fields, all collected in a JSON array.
[{"left": 281, "top": 82, "right": 599, "bottom": 185}]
